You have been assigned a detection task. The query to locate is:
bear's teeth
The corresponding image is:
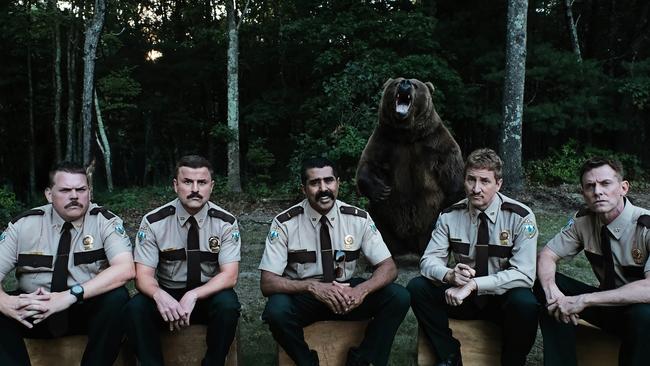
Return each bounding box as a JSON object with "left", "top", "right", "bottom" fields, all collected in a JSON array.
[{"left": 396, "top": 104, "right": 409, "bottom": 114}]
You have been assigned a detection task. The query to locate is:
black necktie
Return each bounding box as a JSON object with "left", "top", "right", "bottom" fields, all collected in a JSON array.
[
  {"left": 186, "top": 216, "right": 201, "bottom": 289},
  {"left": 49, "top": 221, "right": 73, "bottom": 336},
  {"left": 475, "top": 212, "right": 489, "bottom": 277},
  {"left": 51, "top": 222, "right": 73, "bottom": 292},
  {"left": 320, "top": 216, "right": 335, "bottom": 283},
  {"left": 600, "top": 226, "right": 616, "bottom": 290}
]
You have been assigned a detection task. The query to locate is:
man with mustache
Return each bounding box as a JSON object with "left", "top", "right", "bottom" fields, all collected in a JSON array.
[
  {"left": 0, "top": 161, "right": 135, "bottom": 365},
  {"left": 259, "top": 157, "right": 410, "bottom": 366},
  {"left": 125, "top": 155, "right": 241, "bottom": 366},
  {"left": 535, "top": 157, "right": 650, "bottom": 366},
  {"left": 408, "top": 148, "right": 539, "bottom": 366}
]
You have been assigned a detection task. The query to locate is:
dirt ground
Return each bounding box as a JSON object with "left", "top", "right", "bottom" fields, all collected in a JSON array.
[{"left": 3, "top": 184, "right": 649, "bottom": 365}]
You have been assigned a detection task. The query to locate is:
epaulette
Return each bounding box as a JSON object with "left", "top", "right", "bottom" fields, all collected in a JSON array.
[
  {"left": 89, "top": 206, "right": 116, "bottom": 219},
  {"left": 146, "top": 205, "right": 175, "bottom": 224},
  {"left": 638, "top": 215, "right": 650, "bottom": 228},
  {"left": 501, "top": 202, "right": 530, "bottom": 217},
  {"left": 340, "top": 206, "right": 367, "bottom": 218},
  {"left": 442, "top": 202, "right": 467, "bottom": 214},
  {"left": 576, "top": 207, "right": 592, "bottom": 218},
  {"left": 10, "top": 209, "right": 44, "bottom": 224},
  {"left": 208, "top": 208, "right": 236, "bottom": 224},
  {"left": 276, "top": 206, "right": 304, "bottom": 223}
]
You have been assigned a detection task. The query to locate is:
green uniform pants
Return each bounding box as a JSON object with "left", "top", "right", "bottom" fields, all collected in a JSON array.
[
  {"left": 124, "top": 287, "right": 240, "bottom": 366},
  {"left": 0, "top": 286, "right": 130, "bottom": 366},
  {"left": 407, "top": 276, "right": 538, "bottom": 366},
  {"left": 534, "top": 273, "right": 650, "bottom": 366},
  {"left": 262, "top": 278, "right": 410, "bottom": 366}
]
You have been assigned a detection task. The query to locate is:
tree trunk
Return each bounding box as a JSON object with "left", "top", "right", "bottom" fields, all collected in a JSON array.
[
  {"left": 80, "top": 0, "right": 106, "bottom": 166},
  {"left": 65, "top": 1, "right": 78, "bottom": 162},
  {"left": 49, "top": 0, "right": 63, "bottom": 162},
  {"left": 94, "top": 90, "right": 113, "bottom": 192},
  {"left": 26, "top": 1, "right": 36, "bottom": 200},
  {"left": 499, "top": 0, "right": 528, "bottom": 193},
  {"left": 226, "top": 0, "right": 242, "bottom": 192},
  {"left": 565, "top": 0, "right": 582, "bottom": 62}
]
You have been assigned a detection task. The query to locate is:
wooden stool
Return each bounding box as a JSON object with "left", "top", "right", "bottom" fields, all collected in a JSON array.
[
  {"left": 156, "top": 324, "right": 240, "bottom": 366},
  {"left": 278, "top": 320, "right": 369, "bottom": 366},
  {"left": 417, "top": 319, "right": 501, "bottom": 366},
  {"left": 25, "top": 335, "right": 130, "bottom": 366},
  {"left": 575, "top": 319, "right": 619, "bottom": 365}
]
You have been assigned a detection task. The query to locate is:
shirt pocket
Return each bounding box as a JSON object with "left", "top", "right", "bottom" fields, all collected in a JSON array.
[
  {"left": 73, "top": 248, "right": 108, "bottom": 275},
  {"left": 288, "top": 250, "right": 316, "bottom": 279},
  {"left": 200, "top": 251, "right": 220, "bottom": 278},
  {"left": 159, "top": 248, "right": 186, "bottom": 279}
]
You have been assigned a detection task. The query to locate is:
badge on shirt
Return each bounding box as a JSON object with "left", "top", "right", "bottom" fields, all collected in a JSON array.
[
  {"left": 522, "top": 218, "right": 537, "bottom": 239},
  {"left": 232, "top": 231, "right": 240, "bottom": 241},
  {"left": 632, "top": 248, "right": 644, "bottom": 264},
  {"left": 0, "top": 232, "right": 5, "bottom": 242},
  {"left": 370, "top": 222, "right": 378, "bottom": 234},
  {"left": 137, "top": 230, "right": 146, "bottom": 245},
  {"left": 114, "top": 223, "right": 126, "bottom": 237},
  {"left": 562, "top": 217, "right": 575, "bottom": 232},
  {"left": 499, "top": 230, "right": 510, "bottom": 245},
  {"left": 268, "top": 225, "right": 280, "bottom": 242},
  {"left": 344, "top": 235, "right": 354, "bottom": 249},
  {"left": 209, "top": 236, "right": 221, "bottom": 253},
  {"left": 82, "top": 235, "right": 94, "bottom": 250}
]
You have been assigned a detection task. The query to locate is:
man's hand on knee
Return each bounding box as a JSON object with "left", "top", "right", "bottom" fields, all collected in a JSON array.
[{"left": 308, "top": 281, "right": 348, "bottom": 314}]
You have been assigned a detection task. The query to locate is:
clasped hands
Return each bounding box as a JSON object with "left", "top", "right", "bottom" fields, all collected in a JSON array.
[
  {"left": 309, "top": 281, "right": 367, "bottom": 315},
  {"left": 0, "top": 288, "right": 76, "bottom": 328},
  {"left": 544, "top": 284, "right": 586, "bottom": 325},
  {"left": 153, "top": 289, "right": 198, "bottom": 331},
  {"left": 444, "top": 263, "right": 477, "bottom": 306}
]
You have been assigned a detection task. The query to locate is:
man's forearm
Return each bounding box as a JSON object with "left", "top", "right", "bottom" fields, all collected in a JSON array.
[
  {"left": 192, "top": 262, "right": 239, "bottom": 300},
  {"left": 537, "top": 249, "right": 559, "bottom": 292},
  {"left": 583, "top": 279, "right": 650, "bottom": 307},
  {"left": 353, "top": 258, "right": 396, "bottom": 296},
  {"left": 81, "top": 254, "right": 135, "bottom": 299},
  {"left": 260, "top": 271, "right": 315, "bottom": 296}
]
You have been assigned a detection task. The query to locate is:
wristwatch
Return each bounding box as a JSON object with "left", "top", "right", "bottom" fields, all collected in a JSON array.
[{"left": 70, "top": 284, "right": 84, "bottom": 304}]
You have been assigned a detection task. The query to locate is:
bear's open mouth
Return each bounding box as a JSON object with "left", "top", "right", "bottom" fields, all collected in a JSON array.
[{"left": 395, "top": 91, "right": 412, "bottom": 118}]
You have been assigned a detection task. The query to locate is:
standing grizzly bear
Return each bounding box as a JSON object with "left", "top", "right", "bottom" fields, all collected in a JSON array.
[{"left": 356, "top": 77, "right": 464, "bottom": 255}]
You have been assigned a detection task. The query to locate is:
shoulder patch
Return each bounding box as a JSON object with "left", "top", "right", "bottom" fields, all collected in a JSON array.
[
  {"left": 442, "top": 203, "right": 467, "bottom": 214},
  {"left": 576, "top": 207, "right": 592, "bottom": 218},
  {"left": 10, "top": 209, "right": 45, "bottom": 224},
  {"left": 89, "top": 206, "right": 116, "bottom": 219},
  {"left": 276, "top": 206, "right": 304, "bottom": 223},
  {"left": 208, "top": 208, "right": 236, "bottom": 224},
  {"left": 146, "top": 205, "right": 176, "bottom": 224},
  {"left": 340, "top": 206, "right": 367, "bottom": 218},
  {"left": 501, "top": 202, "right": 530, "bottom": 217},
  {"left": 638, "top": 215, "right": 650, "bottom": 228}
]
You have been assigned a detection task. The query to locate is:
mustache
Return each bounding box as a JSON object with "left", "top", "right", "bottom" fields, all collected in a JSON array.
[
  {"left": 187, "top": 192, "right": 203, "bottom": 200},
  {"left": 316, "top": 191, "right": 335, "bottom": 200},
  {"left": 65, "top": 201, "right": 83, "bottom": 209}
]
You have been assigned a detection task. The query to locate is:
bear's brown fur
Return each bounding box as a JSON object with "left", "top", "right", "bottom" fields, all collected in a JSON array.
[{"left": 356, "top": 78, "right": 464, "bottom": 254}]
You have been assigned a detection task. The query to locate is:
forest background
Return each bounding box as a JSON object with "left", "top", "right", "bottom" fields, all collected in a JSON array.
[{"left": 2, "top": 1, "right": 650, "bottom": 364}]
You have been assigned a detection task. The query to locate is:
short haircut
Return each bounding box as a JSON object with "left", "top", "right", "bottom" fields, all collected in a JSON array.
[
  {"left": 579, "top": 156, "right": 624, "bottom": 184},
  {"left": 49, "top": 161, "right": 87, "bottom": 187},
  {"left": 465, "top": 148, "right": 503, "bottom": 180},
  {"left": 300, "top": 157, "right": 339, "bottom": 185},
  {"left": 175, "top": 155, "right": 214, "bottom": 179}
]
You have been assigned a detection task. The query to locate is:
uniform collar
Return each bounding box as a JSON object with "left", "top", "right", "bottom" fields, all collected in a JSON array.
[
  {"left": 50, "top": 203, "right": 87, "bottom": 232},
  {"left": 604, "top": 198, "right": 635, "bottom": 240},
  {"left": 304, "top": 199, "right": 339, "bottom": 229},
  {"left": 469, "top": 192, "right": 502, "bottom": 224},
  {"left": 175, "top": 198, "right": 210, "bottom": 228}
]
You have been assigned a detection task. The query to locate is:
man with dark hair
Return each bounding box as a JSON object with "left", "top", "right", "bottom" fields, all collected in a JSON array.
[
  {"left": 535, "top": 156, "right": 650, "bottom": 366},
  {"left": 408, "top": 148, "right": 539, "bottom": 366},
  {"left": 125, "top": 154, "right": 241, "bottom": 366},
  {"left": 0, "top": 161, "right": 135, "bottom": 366},
  {"left": 259, "top": 157, "right": 410, "bottom": 366}
]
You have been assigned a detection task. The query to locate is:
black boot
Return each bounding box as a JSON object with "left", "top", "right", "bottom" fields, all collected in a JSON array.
[{"left": 435, "top": 352, "right": 463, "bottom": 366}]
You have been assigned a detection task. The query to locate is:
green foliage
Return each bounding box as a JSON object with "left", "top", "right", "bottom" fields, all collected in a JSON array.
[
  {"left": 94, "top": 186, "right": 176, "bottom": 214},
  {"left": 0, "top": 187, "right": 22, "bottom": 229},
  {"left": 210, "top": 124, "right": 237, "bottom": 144},
  {"left": 246, "top": 138, "right": 276, "bottom": 182},
  {"left": 526, "top": 140, "right": 646, "bottom": 185},
  {"left": 98, "top": 67, "right": 142, "bottom": 112}
]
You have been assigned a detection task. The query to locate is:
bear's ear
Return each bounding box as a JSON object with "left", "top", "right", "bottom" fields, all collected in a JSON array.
[
  {"left": 425, "top": 82, "right": 435, "bottom": 95},
  {"left": 383, "top": 78, "right": 394, "bottom": 90}
]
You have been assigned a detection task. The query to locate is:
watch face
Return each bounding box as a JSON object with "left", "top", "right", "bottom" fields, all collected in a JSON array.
[{"left": 71, "top": 285, "right": 83, "bottom": 295}]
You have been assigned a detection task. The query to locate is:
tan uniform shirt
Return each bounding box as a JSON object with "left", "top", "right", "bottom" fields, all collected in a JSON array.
[
  {"left": 0, "top": 203, "right": 132, "bottom": 293},
  {"left": 420, "top": 193, "right": 538, "bottom": 295},
  {"left": 546, "top": 198, "right": 650, "bottom": 288},
  {"left": 259, "top": 199, "right": 391, "bottom": 281},
  {"left": 134, "top": 199, "right": 241, "bottom": 289}
]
